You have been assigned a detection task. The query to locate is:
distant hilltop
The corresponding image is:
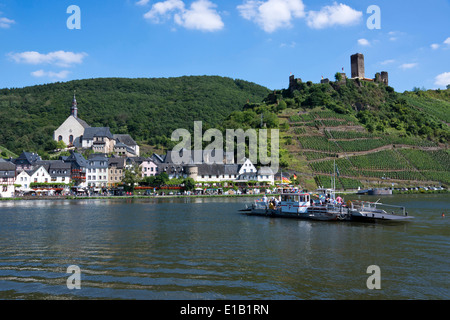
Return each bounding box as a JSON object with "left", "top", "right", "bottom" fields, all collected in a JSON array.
[{"left": 289, "top": 53, "right": 388, "bottom": 91}]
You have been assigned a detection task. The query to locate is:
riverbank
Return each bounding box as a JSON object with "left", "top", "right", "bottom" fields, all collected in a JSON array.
[
  {"left": 0, "top": 188, "right": 446, "bottom": 201},
  {"left": 0, "top": 193, "right": 269, "bottom": 201}
]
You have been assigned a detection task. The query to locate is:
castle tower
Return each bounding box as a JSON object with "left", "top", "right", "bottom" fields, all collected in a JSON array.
[
  {"left": 380, "top": 71, "right": 389, "bottom": 86},
  {"left": 71, "top": 92, "right": 78, "bottom": 118},
  {"left": 185, "top": 165, "right": 198, "bottom": 181},
  {"left": 351, "top": 53, "right": 365, "bottom": 79},
  {"left": 289, "top": 74, "right": 302, "bottom": 92}
]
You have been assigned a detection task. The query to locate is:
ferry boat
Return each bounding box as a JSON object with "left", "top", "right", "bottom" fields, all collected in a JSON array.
[
  {"left": 241, "top": 191, "right": 413, "bottom": 223},
  {"left": 346, "top": 199, "right": 414, "bottom": 222},
  {"left": 243, "top": 191, "right": 344, "bottom": 221}
]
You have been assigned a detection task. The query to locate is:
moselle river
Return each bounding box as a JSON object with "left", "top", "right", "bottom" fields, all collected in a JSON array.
[{"left": 0, "top": 194, "right": 448, "bottom": 300}]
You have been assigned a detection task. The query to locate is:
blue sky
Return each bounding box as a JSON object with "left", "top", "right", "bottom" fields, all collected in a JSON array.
[{"left": 0, "top": 0, "right": 449, "bottom": 92}]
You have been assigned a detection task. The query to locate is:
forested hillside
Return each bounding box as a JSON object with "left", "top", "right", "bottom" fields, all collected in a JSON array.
[
  {"left": 220, "top": 78, "right": 449, "bottom": 189},
  {"left": 0, "top": 76, "right": 270, "bottom": 156}
]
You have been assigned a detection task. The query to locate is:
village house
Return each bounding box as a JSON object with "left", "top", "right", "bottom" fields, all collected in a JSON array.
[
  {"left": 12, "top": 152, "right": 42, "bottom": 172},
  {"left": 40, "top": 161, "right": 72, "bottom": 185},
  {"left": 0, "top": 160, "right": 16, "bottom": 198},
  {"left": 140, "top": 158, "right": 159, "bottom": 178},
  {"left": 64, "top": 151, "right": 88, "bottom": 188},
  {"left": 108, "top": 156, "right": 125, "bottom": 187},
  {"left": 20, "top": 165, "right": 52, "bottom": 186},
  {"left": 16, "top": 171, "right": 31, "bottom": 191},
  {"left": 86, "top": 153, "right": 109, "bottom": 190},
  {"left": 256, "top": 167, "right": 275, "bottom": 185},
  {"left": 114, "top": 134, "right": 139, "bottom": 157},
  {"left": 82, "top": 127, "right": 116, "bottom": 154}
]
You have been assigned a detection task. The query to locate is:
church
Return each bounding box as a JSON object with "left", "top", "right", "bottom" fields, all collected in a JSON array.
[{"left": 53, "top": 94, "right": 140, "bottom": 156}]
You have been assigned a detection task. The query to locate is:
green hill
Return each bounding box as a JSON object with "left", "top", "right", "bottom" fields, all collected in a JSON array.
[
  {"left": 0, "top": 76, "right": 270, "bottom": 156},
  {"left": 221, "top": 79, "right": 450, "bottom": 189}
]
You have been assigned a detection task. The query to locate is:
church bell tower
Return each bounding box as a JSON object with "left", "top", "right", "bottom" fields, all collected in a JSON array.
[{"left": 71, "top": 91, "right": 78, "bottom": 118}]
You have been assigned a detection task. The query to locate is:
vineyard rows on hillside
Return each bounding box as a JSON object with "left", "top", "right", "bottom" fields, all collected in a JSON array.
[{"left": 288, "top": 108, "right": 449, "bottom": 188}]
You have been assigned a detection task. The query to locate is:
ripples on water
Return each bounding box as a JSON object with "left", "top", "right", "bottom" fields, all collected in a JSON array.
[{"left": 0, "top": 195, "right": 448, "bottom": 300}]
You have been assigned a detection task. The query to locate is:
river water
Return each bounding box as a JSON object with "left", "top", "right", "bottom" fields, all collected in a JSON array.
[{"left": 0, "top": 194, "right": 448, "bottom": 300}]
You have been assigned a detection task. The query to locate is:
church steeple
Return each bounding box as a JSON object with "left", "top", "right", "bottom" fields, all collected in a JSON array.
[{"left": 71, "top": 91, "right": 78, "bottom": 118}]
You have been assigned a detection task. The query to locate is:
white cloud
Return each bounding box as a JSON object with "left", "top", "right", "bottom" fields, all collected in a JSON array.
[
  {"left": 175, "top": 0, "right": 224, "bottom": 31},
  {"left": 434, "top": 72, "right": 450, "bottom": 87},
  {"left": 237, "top": 0, "right": 306, "bottom": 33},
  {"left": 280, "top": 41, "right": 296, "bottom": 48},
  {"left": 431, "top": 43, "right": 440, "bottom": 50},
  {"left": 380, "top": 59, "right": 395, "bottom": 65},
  {"left": 144, "top": 0, "right": 224, "bottom": 32},
  {"left": 144, "top": 0, "right": 185, "bottom": 22},
  {"left": 9, "top": 51, "right": 87, "bottom": 67},
  {"left": 399, "top": 63, "right": 418, "bottom": 70},
  {"left": 444, "top": 37, "right": 450, "bottom": 45},
  {"left": 357, "top": 38, "right": 370, "bottom": 46},
  {"left": 136, "top": 0, "right": 150, "bottom": 5},
  {"left": 31, "top": 69, "right": 70, "bottom": 79},
  {"left": 0, "top": 16, "right": 15, "bottom": 29},
  {"left": 306, "top": 2, "right": 362, "bottom": 29}
]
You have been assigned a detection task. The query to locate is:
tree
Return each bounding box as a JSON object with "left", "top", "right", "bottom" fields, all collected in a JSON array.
[
  {"left": 56, "top": 140, "right": 67, "bottom": 150},
  {"left": 183, "top": 178, "right": 196, "bottom": 191},
  {"left": 447, "top": 84, "right": 450, "bottom": 90},
  {"left": 122, "top": 164, "right": 142, "bottom": 192},
  {"left": 154, "top": 172, "right": 169, "bottom": 187}
]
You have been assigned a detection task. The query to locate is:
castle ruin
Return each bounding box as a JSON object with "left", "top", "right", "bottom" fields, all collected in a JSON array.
[{"left": 289, "top": 53, "right": 389, "bottom": 91}]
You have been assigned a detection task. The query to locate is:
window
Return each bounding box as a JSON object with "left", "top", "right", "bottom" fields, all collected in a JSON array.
[
  {"left": 58, "top": 135, "right": 63, "bottom": 141},
  {"left": 69, "top": 135, "right": 74, "bottom": 144}
]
